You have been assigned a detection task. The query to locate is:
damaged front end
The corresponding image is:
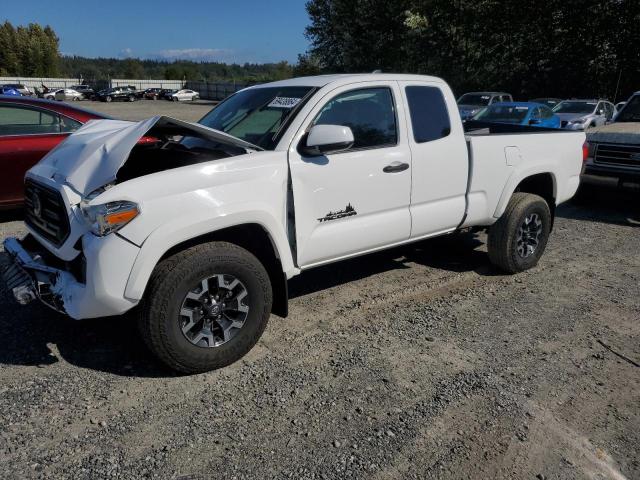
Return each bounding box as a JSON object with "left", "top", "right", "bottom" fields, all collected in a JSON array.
[{"left": 2, "top": 236, "right": 76, "bottom": 313}]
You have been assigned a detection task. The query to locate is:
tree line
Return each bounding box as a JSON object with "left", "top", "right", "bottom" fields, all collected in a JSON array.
[
  {"left": 300, "top": 0, "right": 640, "bottom": 101},
  {"left": 0, "top": 21, "right": 60, "bottom": 77},
  {"left": 0, "top": 21, "right": 294, "bottom": 83}
]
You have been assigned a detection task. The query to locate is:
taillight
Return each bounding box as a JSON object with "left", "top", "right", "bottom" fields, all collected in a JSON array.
[
  {"left": 582, "top": 141, "right": 590, "bottom": 162},
  {"left": 137, "top": 135, "right": 160, "bottom": 145}
]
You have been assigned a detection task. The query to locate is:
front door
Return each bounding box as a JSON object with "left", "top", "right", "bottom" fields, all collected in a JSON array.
[{"left": 289, "top": 82, "right": 412, "bottom": 268}]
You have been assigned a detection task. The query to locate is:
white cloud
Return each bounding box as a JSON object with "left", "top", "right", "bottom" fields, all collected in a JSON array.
[
  {"left": 153, "top": 48, "right": 235, "bottom": 62},
  {"left": 119, "top": 48, "right": 134, "bottom": 58}
]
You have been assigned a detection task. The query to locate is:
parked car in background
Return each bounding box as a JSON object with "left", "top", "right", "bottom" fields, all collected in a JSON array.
[
  {"left": 41, "top": 89, "right": 63, "bottom": 100},
  {"left": 70, "top": 85, "right": 95, "bottom": 100},
  {"left": 161, "top": 89, "right": 178, "bottom": 100},
  {"left": 0, "top": 96, "right": 108, "bottom": 209},
  {"left": 472, "top": 102, "right": 560, "bottom": 128},
  {"left": 584, "top": 91, "right": 640, "bottom": 182},
  {"left": 54, "top": 88, "right": 83, "bottom": 102},
  {"left": 553, "top": 99, "right": 615, "bottom": 130},
  {"left": 1, "top": 73, "right": 586, "bottom": 373},
  {"left": 143, "top": 88, "right": 163, "bottom": 100},
  {"left": 170, "top": 89, "right": 199, "bottom": 101},
  {"left": 0, "top": 86, "right": 21, "bottom": 96},
  {"left": 529, "top": 98, "right": 563, "bottom": 109},
  {"left": 97, "top": 86, "right": 137, "bottom": 102},
  {"left": 3, "top": 84, "right": 34, "bottom": 96},
  {"left": 457, "top": 92, "right": 513, "bottom": 120}
]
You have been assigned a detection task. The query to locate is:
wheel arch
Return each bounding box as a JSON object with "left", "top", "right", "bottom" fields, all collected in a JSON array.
[
  {"left": 125, "top": 222, "right": 291, "bottom": 318},
  {"left": 495, "top": 171, "right": 557, "bottom": 222}
]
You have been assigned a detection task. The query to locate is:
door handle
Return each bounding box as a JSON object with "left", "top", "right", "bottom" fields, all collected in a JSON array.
[{"left": 383, "top": 162, "right": 409, "bottom": 173}]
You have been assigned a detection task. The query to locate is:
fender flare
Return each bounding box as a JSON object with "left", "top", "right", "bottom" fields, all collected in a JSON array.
[
  {"left": 123, "top": 210, "right": 295, "bottom": 300},
  {"left": 493, "top": 166, "right": 557, "bottom": 218}
]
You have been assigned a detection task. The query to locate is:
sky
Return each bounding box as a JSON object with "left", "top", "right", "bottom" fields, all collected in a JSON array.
[{"left": 3, "top": 0, "right": 311, "bottom": 64}]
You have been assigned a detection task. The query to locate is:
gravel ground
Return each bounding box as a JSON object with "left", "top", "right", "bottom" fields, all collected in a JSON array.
[
  {"left": 0, "top": 177, "right": 638, "bottom": 480},
  {"left": 71, "top": 99, "right": 218, "bottom": 122}
]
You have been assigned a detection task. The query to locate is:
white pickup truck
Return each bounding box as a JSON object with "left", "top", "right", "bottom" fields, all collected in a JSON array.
[{"left": 3, "top": 74, "right": 586, "bottom": 373}]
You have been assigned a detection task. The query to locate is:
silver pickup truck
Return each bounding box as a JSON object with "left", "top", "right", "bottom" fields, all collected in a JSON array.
[{"left": 585, "top": 91, "right": 640, "bottom": 182}]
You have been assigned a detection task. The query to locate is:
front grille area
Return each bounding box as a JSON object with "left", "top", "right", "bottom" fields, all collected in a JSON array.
[
  {"left": 594, "top": 143, "right": 640, "bottom": 168},
  {"left": 24, "top": 180, "right": 70, "bottom": 247}
]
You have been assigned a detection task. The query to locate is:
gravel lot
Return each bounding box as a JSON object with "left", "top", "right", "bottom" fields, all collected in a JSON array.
[
  {"left": 0, "top": 111, "right": 638, "bottom": 480},
  {"left": 74, "top": 99, "right": 218, "bottom": 122}
]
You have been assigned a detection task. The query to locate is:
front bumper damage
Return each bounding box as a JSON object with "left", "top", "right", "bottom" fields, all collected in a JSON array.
[
  {"left": 2, "top": 234, "right": 140, "bottom": 319},
  {"left": 2, "top": 237, "right": 73, "bottom": 313}
]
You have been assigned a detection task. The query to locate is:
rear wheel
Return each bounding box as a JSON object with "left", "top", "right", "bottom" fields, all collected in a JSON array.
[
  {"left": 173, "top": 96, "right": 178, "bottom": 102},
  {"left": 105, "top": 95, "right": 112, "bottom": 102},
  {"left": 487, "top": 193, "right": 551, "bottom": 273},
  {"left": 138, "top": 242, "right": 272, "bottom": 374},
  {"left": 128, "top": 95, "right": 135, "bottom": 102}
]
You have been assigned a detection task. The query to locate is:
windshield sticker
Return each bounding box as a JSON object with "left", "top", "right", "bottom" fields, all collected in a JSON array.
[{"left": 268, "top": 97, "right": 302, "bottom": 109}]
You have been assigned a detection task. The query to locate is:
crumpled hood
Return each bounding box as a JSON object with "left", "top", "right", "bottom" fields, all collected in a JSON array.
[
  {"left": 587, "top": 122, "right": 640, "bottom": 145},
  {"left": 30, "top": 115, "right": 260, "bottom": 196}
]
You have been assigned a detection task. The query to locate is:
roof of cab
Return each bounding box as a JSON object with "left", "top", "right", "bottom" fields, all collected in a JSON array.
[{"left": 247, "top": 73, "right": 446, "bottom": 89}]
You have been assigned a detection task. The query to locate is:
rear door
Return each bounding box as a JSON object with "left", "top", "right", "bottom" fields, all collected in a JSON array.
[
  {"left": 289, "top": 81, "right": 412, "bottom": 267},
  {"left": 0, "top": 104, "right": 80, "bottom": 207},
  {"left": 399, "top": 81, "right": 469, "bottom": 238}
]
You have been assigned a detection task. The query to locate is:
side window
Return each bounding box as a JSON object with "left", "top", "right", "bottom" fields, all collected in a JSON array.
[
  {"left": 541, "top": 106, "right": 554, "bottom": 119},
  {"left": 596, "top": 102, "right": 605, "bottom": 115},
  {"left": 605, "top": 103, "right": 614, "bottom": 120},
  {"left": 405, "top": 86, "right": 451, "bottom": 143},
  {"left": 59, "top": 116, "right": 82, "bottom": 133},
  {"left": 530, "top": 107, "right": 541, "bottom": 120},
  {"left": 0, "top": 105, "right": 61, "bottom": 135},
  {"left": 314, "top": 87, "right": 397, "bottom": 150}
]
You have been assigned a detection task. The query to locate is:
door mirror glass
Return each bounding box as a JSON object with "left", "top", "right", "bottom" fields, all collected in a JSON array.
[{"left": 302, "top": 124, "right": 354, "bottom": 156}]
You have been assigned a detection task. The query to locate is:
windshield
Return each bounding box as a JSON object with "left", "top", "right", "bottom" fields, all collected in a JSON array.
[
  {"left": 474, "top": 105, "right": 529, "bottom": 123},
  {"left": 199, "top": 86, "right": 314, "bottom": 150},
  {"left": 458, "top": 94, "right": 492, "bottom": 106},
  {"left": 615, "top": 95, "right": 640, "bottom": 122},
  {"left": 553, "top": 101, "right": 596, "bottom": 114}
]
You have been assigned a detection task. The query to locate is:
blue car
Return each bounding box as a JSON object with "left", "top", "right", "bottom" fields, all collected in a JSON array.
[
  {"left": 0, "top": 86, "right": 21, "bottom": 96},
  {"left": 472, "top": 102, "right": 561, "bottom": 128}
]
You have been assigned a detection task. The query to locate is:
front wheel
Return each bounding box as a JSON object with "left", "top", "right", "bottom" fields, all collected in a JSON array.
[
  {"left": 138, "top": 242, "right": 273, "bottom": 374},
  {"left": 128, "top": 95, "right": 135, "bottom": 102},
  {"left": 105, "top": 95, "right": 112, "bottom": 102},
  {"left": 487, "top": 193, "right": 551, "bottom": 273}
]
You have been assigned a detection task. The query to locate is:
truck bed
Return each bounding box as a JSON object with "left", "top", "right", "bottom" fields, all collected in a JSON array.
[{"left": 462, "top": 126, "right": 585, "bottom": 229}]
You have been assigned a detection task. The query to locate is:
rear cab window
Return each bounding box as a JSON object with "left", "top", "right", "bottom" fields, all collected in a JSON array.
[{"left": 405, "top": 86, "right": 451, "bottom": 143}]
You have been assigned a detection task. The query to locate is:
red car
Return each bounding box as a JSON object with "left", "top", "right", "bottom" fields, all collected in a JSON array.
[{"left": 0, "top": 96, "right": 108, "bottom": 209}]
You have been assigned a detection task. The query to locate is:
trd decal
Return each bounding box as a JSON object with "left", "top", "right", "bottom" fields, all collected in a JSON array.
[{"left": 318, "top": 203, "right": 357, "bottom": 223}]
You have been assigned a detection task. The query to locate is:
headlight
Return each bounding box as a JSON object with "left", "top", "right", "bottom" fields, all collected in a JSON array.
[{"left": 81, "top": 200, "right": 139, "bottom": 236}]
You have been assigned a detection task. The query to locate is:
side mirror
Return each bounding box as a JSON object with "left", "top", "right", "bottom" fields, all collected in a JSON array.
[{"left": 301, "top": 125, "right": 354, "bottom": 156}]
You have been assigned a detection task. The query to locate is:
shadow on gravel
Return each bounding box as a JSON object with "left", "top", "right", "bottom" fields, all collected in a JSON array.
[
  {"left": 0, "top": 252, "right": 169, "bottom": 377},
  {"left": 289, "top": 231, "right": 498, "bottom": 299},
  {"left": 558, "top": 176, "right": 640, "bottom": 227},
  {"left": 0, "top": 208, "right": 24, "bottom": 223}
]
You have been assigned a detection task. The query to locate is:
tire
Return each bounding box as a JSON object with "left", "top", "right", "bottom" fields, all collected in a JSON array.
[
  {"left": 487, "top": 192, "right": 551, "bottom": 274},
  {"left": 105, "top": 95, "right": 112, "bottom": 103},
  {"left": 173, "top": 97, "right": 178, "bottom": 102},
  {"left": 128, "top": 95, "right": 135, "bottom": 102},
  {"left": 137, "top": 241, "right": 273, "bottom": 374}
]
